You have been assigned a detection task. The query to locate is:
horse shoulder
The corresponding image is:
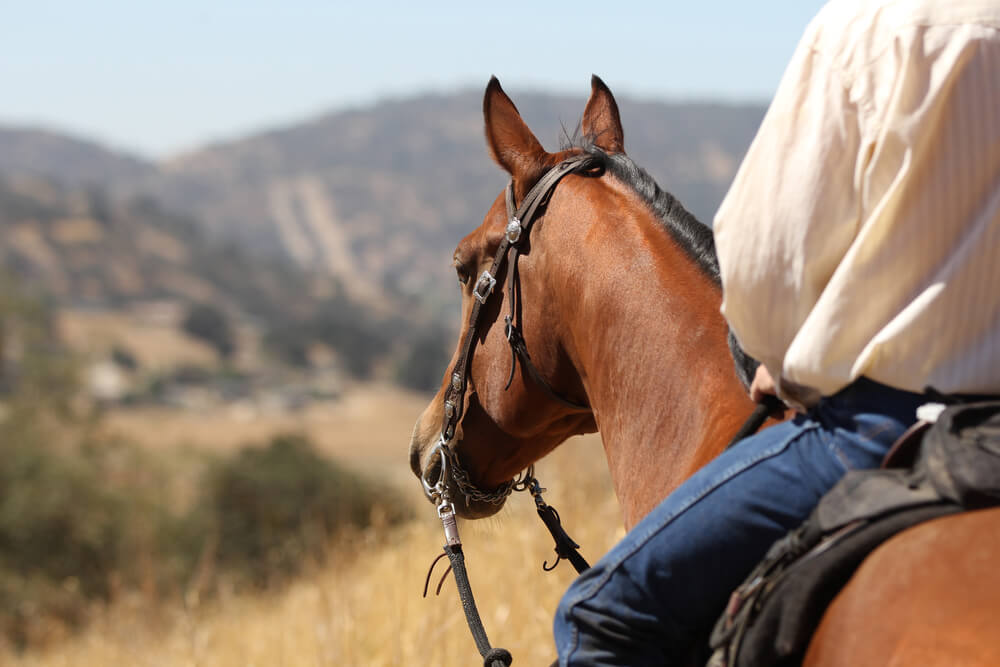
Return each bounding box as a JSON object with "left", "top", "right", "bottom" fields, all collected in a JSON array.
[{"left": 803, "top": 506, "right": 1000, "bottom": 667}]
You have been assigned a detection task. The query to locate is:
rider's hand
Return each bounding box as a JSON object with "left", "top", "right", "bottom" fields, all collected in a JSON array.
[{"left": 750, "top": 364, "right": 778, "bottom": 404}]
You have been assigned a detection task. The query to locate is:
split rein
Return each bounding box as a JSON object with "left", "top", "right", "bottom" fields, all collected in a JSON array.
[{"left": 418, "top": 154, "right": 781, "bottom": 667}]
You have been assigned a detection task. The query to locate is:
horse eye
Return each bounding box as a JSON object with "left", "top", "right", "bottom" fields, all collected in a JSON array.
[{"left": 454, "top": 262, "right": 470, "bottom": 286}]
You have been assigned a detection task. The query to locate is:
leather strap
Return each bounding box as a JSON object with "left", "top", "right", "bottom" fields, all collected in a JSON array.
[{"left": 439, "top": 155, "right": 598, "bottom": 446}]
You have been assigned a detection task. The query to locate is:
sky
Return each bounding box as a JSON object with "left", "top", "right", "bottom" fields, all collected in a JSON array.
[{"left": 1, "top": 1, "right": 826, "bottom": 158}]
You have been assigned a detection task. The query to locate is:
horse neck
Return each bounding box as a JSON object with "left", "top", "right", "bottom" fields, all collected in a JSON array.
[{"left": 551, "top": 180, "right": 758, "bottom": 529}]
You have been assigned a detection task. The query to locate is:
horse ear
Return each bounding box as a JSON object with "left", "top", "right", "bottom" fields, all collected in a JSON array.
[
  {"left": 483, "top": 76, "right": 548, "bottom": 183},
  {"left": 582, "top": 75, "right": 625, "bottom": 154}
]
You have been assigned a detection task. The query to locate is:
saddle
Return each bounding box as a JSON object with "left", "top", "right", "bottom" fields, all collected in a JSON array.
[{"left": 707, "top": 398, "right": 1000, "bottom": 667}]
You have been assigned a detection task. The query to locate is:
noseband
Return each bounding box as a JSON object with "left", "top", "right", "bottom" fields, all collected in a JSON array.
[{"left": 422, "top": 153, "right": 599, "bottom": 511}]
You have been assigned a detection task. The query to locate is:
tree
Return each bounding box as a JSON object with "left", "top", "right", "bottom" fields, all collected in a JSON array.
[{"left": 181, "top": 303, "right": 235, "bottom": 360}]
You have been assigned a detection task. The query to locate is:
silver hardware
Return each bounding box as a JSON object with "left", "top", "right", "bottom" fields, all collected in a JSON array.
[
  {"left": 439, "top": 502, "right": 461, "bottom": 547},
  {"left": 444, "top": 400, "right": 456, "bottom": 419},
  {"left": 505, "top": 217, "right": 522, "bottom": 243},
  {"left": 473, "top": 271, "right": 497, "bottom": 304},
  {"left": 452, "top": 373, "right": 462, "bottom": 392},
  {"left": 421, "top": 439, "right": 450, "bottom": 501}
]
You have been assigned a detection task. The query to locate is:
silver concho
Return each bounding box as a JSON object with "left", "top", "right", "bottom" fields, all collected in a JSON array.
[{"left": 505, "top": 217, "right": 522, "bottom": 243}]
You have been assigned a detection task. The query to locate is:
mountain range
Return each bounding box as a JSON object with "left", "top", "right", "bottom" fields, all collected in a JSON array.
[{"left": 0, "top": 89, "right": 766, "bottom": 386}]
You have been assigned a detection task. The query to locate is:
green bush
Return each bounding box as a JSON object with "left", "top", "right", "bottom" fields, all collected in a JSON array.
[
  {"left": 0, "top": 429, "right": 412, "bottom": 647},
  {"left": 181, "top": 303, "right": 235, "bottom": 360},
  {"left": 0, "top": 429, "right": 183, "bottom": 648},
  {"left": 0, "top": 442, "right": 120, "bottom": 647},
  {"left": 203, "top": 434, "right": 410, "bottom": 588}
]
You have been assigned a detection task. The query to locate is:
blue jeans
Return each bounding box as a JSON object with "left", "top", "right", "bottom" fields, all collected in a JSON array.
[{"left": 554, "top": 378, "right": 929, "bottom": 666}]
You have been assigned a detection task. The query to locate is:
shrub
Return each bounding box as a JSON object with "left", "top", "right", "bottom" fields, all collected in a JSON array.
[
  {"left": 0, "top": 432, "right": 159, "bottom": 648},
  {"left": 203, "top": 434, "right": 409, "bottom": 588},
  {"left": 181, "top": 303, "right": 235, "bottom": 360}
]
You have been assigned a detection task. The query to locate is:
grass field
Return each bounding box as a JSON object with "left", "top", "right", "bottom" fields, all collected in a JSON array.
[{"left": 7, "top": 388, "right": 623, "bottom": 666}]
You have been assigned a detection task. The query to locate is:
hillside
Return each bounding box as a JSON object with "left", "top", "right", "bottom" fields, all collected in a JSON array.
[
  {"left": 0, "top": 174, "right": 413, "bottom": 387},
  {"left": 0, "top": 127, "right": 156, "bottom": 193},
  {"left": 140, "top": 91, "right": 765, "bottom": 311},
  {"left": 0, "top": 175, "right": 341, "bottom": 320},
  {"left": 0, "top": 90, "right": 765, "bottom": 389},
  {"left": 1, "top": 90, "right": 766, "bottom": 317}
]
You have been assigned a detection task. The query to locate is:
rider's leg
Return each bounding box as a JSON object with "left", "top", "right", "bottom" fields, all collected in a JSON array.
[{"left": 553, "top": 378, "right": 928, "bottom": 666}]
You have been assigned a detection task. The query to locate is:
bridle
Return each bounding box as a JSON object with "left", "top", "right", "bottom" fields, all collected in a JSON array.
[
  {"left": 421, "top": 153, "right": 599, "bottom": 514},
  {"left": 418, "top": 155, "right": 600, "bottom": 667},
  {"left": 417, "top": 151, "right": 781, "bottom": 667}
]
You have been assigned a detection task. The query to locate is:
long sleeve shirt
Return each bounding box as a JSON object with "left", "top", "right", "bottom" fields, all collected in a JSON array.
[{"left": 714, "top": 0, "right": 1000, "bottom": 404}]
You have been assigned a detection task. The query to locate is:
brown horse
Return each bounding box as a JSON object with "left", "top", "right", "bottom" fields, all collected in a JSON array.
[{"left": 408, "top": 77, "right": 1000, "bottom": 665}]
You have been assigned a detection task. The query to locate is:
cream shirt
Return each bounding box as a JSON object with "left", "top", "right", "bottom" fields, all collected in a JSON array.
[{"left": 715, "top": 0, "right": 1000, "bottom": 403}]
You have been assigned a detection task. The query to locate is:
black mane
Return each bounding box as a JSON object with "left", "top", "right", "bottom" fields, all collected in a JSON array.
[{"left": 572, "top": 141, "right": 758, "bottom": 390}]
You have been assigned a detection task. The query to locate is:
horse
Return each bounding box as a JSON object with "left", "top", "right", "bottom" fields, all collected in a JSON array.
[{"left": 408, "top": 76, "right": 1000, "bottom": 665}]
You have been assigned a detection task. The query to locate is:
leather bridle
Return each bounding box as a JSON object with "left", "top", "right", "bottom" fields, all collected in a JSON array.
[
  {"left": 419, "top": 155, "right": 600, "bottom": 667},
  {"left": 421, "top": 153, "right": 600, "bottom": 512},
  {"left": 418, "top": 151, "right": 780, "bottom": 667}
]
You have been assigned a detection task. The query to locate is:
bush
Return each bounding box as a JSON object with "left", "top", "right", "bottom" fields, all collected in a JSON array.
[
  {"left": 0, "top": 429, "right": 412, "bottom": 647},
  {"left": 0, "top": 441, "right": 122, "bottom": 646},
  {"left": 181, "top": 303, "right": 235, "bottom": 360},
  {"left": 0, "top": 431, "right": 178, "bottom": 648},
  {"left": 204, "top": 434, "right": 409, "bottom": 588}
]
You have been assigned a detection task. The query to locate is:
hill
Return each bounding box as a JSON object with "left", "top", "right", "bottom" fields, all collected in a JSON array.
[
  {"left": 0, "top": 90, "right": 766, "bottom": 389},
  {"left": 0, "top": 127, "right": 156, "bottom": 193},
  {"left": 1, "top": 90, "right": 765, "bottom": 316},
  {"left": 0, "top": 174, "right": 407, "bottom": 385},
  {"left": 140, "top": 91, "right": 765, "bottom": 310}
]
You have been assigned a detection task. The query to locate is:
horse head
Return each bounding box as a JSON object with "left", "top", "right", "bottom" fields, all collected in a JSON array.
[{"left": 409, "top": 76, "right": 630, "bottom": 518}]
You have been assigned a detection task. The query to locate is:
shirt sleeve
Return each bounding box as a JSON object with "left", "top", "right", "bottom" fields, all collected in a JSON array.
[{"left": 712, "top": 20, "right": 865, "bottom": 381}]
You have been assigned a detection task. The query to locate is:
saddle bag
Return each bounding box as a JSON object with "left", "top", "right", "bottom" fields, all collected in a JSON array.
[{"left": 707, "top": 399, "right": 1000, "bottom": 667}]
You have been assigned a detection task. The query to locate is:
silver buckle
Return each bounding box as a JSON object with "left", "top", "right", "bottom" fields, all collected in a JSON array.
[
  {"left": 473, "top": 271, "right": 496, "bottom": 304},
  {"left": 505, "top": 217, "right": 522, "bottom": 243}
]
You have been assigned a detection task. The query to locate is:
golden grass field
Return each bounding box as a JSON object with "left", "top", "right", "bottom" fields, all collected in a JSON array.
[{"left": 7, "top": 387, "right": 624, "bottom": 667}]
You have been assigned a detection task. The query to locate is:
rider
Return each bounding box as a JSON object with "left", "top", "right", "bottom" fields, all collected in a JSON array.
[{"left": 554, "top": 0, "right": 1000, "bottom": 664}]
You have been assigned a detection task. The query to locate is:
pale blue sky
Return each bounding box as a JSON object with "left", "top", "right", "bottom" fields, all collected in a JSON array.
[{"left": 0, "top": 1, "right": 826, "bottom": 157}]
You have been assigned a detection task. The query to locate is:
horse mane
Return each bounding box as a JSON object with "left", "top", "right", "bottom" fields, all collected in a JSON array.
[{"left": 569, "top": 139, "right": 759, "bottom": 390}]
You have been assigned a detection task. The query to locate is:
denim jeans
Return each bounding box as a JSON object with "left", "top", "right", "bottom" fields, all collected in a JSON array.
[{"left": 553, "top": 378, "right": 929, "bottom": 666}]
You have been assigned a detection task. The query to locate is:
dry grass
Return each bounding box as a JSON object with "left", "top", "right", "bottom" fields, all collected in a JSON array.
[
  {"left": 8, "top": 402, "right": 623, "bottom": 666},
  {"left": 56, "top": 309, "right": 218, "bottom": 371}
]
